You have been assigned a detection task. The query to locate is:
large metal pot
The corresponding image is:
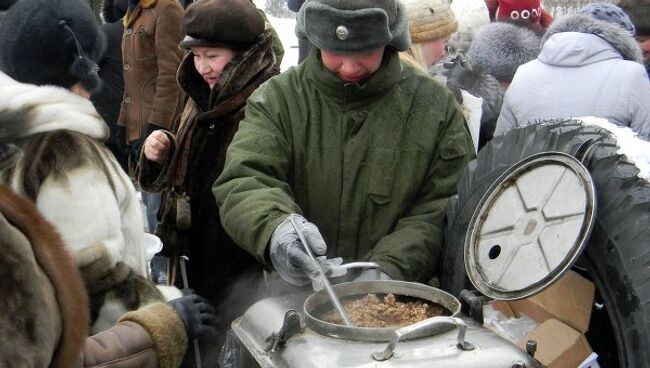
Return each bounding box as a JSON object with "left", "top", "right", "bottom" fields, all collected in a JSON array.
[{"left": 303, "top": 280, "right": 461, "bottom": 342}]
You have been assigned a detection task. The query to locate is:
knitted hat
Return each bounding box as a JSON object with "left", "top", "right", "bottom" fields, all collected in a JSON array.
[
  {"left": 403, "top": 0, "right": 458, "bottom": 43},
  {"left": 468, "top": 21, "right": 541, "bottom": 83},
  {"left": 580, "top": 3, "right": 635, "bottom": 35},
  {"left": 619, "top": 0, "right": 650, "bottom": 36},
  {"left": 296, "top": 0, "right": 411, "bottom": 53},
  {"left": 0, "top": 0, "right": 105, "bottom": 93},
  {"left": 179, "top": 0, "right": 265, "bottom": 50},
  {"left": 486, "top": 0, "right": 552, "bottom": 29}
]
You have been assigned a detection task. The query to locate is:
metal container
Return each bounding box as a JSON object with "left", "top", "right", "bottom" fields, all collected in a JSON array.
[
  {"left": 229, "top": 152, "right": 597, "bottom": 368},
  {"left": 303, "top": 280, "right": 461, "bottom": 342}
]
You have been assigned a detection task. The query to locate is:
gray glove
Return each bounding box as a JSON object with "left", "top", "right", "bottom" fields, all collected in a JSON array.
[
  {"left": 353, "top": 269, "right": 393, "bottom": 282},
  {"left": 270, "top": 214, "right": 346, "bottom": 289}
]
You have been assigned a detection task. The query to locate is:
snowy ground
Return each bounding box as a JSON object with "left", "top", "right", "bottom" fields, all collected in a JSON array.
[{"left": 253, "top": 0, "right": 299, "bottom": 71}]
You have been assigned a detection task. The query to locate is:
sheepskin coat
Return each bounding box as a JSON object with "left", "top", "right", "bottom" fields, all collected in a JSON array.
[{"left": 0, "top": 72, "right": 158, "bottom": 331}]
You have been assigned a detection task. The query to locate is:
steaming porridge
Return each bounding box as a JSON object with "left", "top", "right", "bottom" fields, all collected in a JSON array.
[{"left": 320, "top": 293, "right": 449, "bottom": 328}]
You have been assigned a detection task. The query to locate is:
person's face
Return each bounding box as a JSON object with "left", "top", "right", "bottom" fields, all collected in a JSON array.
[
  {"left": 320, "top": 48, "right": 385, "bottom": 82},
  {"left": 635, "top": 35, "right": 650, "bottom": 63},
  {"left": 421, "top": 37, "right": 448, "bottom": 67},
  {"left": 191, "top": 46, "right": 237, "bottom": 87}
]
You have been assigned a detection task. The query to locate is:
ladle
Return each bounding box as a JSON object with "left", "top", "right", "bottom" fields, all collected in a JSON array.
[{"left": 289, "top": 216, "right": 351, "bottom": 326}]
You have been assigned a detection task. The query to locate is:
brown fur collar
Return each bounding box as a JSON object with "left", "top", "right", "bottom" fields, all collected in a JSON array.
[
  {"left": 177, "top": 27, "right": 280, "bottom": 112},
  {"left": 0, "top": 186, "right": 89, "bottom": 367},
  {"left": 123, "top": 0, "right": 158, "bottom": 27}
]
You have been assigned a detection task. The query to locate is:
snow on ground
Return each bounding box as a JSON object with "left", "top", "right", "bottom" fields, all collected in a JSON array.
[
  {"left": 579, "top": 116, "right": 650, "bottom": 181},
  {"left": 254, "top": 0, "right": 299, "bottom": 71}
]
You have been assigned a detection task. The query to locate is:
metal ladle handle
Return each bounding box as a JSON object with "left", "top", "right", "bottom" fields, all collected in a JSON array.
[
  {"left": 289, "top": 216, "right": 351, "bottom": 326},
  {"left": 372, "top": 316, "right": 474, "bottom": 361}
]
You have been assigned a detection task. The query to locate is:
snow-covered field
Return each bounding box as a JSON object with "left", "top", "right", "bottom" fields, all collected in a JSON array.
[{"left": 253, "top": 0, "right": 299, "bottom": 71}]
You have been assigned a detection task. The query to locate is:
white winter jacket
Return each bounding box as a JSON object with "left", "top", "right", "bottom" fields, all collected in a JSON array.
[
  {"left": 495, "top": 14, "right": 650, "bottom": 139},
  {"left": 0, "top": 72, "right": 149, "bottom": 277}
]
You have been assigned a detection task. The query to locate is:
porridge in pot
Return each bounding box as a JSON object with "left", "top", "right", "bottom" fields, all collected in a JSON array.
[{"left": 320, "top": 293, "right": 450, "bottom": 328}]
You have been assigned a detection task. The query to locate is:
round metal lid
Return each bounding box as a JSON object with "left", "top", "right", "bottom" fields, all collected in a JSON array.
[{"left": 465, "top": 152, "right": 596, "bottom": 301}]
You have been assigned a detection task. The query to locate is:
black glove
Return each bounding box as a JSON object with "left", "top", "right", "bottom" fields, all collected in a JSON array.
[
  {"left": 443, "top": 55, "right": 478, "bottom": 103},
  {"left": 169, "top": 291, "right": 219, "bottom": 340}
]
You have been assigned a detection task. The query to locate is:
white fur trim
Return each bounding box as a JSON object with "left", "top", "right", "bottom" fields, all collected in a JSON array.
[{"left": 0, "top": 72, "right": 109, "bottom": 141}]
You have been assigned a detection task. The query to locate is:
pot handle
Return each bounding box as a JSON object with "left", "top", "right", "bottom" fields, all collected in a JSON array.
[
  {"left": 340, "top": 262, "right": 382, "bottom": 280},
  {"left": 372, "top": 316, "right": 474, "bottom": 361}
]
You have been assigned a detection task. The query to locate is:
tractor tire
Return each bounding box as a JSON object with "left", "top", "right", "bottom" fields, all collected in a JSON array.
[{"left": 441, "top": 119, "right": 650, "bottom": 367}]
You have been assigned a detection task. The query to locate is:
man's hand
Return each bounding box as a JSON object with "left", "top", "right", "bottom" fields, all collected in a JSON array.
[
  {"left": 270, "top": 214, "right": 346, "bottom": 288},
  {"left": 143, "top": 130, "right": 171, "bottom": 164}
]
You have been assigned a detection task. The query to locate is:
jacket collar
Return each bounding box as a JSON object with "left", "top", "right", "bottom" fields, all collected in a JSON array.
[
  {"left": 304, "top": 48, "right": 403, "bottom": 108},
  {"left": 542, "top": 13, "right": 643, "bottom": 63},
  {"left": 0, "top": 72, "right": 109, "bottom": 142},
  {"left": 177, "top": 27, "right": 279, "bottom": 112},
  {"left": 123, "top": 0, "right": 157, "bottom": 28}
]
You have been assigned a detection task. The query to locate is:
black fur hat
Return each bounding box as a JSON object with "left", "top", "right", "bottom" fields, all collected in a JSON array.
[
  {"left": 0, "top": 0, "right": 106, "bottom": 93},
  {"left": 0, "top": 0, "right": 17, "bottom": 11},
  {"left": 101, "top": 0, "right": 128, "bottom": 23}
]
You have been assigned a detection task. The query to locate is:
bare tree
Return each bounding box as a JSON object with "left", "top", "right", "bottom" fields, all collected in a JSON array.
[
  {"left": 265, "top": 0, "right": 295, "bottom": 18},
  {"left": 543, "top": 0, "right": 619, "bottom": 17}
]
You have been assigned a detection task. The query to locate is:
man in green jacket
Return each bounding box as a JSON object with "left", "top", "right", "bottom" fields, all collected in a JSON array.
[{"left": 213, "top": 0, "right": 474, "bottom": 287}]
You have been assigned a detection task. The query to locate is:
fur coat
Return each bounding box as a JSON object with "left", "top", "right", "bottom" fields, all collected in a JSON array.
[
  {"left": 0, "top": 180, "right": 187, "bottom": 368},
  {"left": 495, "top": 14, "right": 650, "bottom": 138},
  {"left": 0, "top": 72, "right": 170, "bottom": 332}
]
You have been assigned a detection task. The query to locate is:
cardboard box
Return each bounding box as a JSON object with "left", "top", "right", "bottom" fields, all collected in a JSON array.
[
  {"left": 517, "top": 319, "right": 592, "bottom": 368},
  {"left": 485, "top": 271, "right": 596, "bottom": 368},
  {"left": 510, "top": 271, "right": 595, "bottom": 333}
]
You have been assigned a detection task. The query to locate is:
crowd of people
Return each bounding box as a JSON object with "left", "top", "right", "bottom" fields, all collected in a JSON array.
[{"left": 0, "top": 0, "right": 648, "bottom": 367}]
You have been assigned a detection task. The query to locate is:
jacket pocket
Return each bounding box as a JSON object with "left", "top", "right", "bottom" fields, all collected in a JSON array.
[
  {"left": 369, "top": 148, "right": 395, "bottom": 205},
  {"left": 439, "top": 132, "right": 469, "bottom": 160},
  {"left": 134, "top": 26, "right": 155, "bottom": 61}
]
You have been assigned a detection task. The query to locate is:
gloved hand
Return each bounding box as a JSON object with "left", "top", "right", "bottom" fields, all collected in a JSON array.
[
  {"left": 270, "top": 214, "right": 347, "bottom": 289},
  {"left": 168, "top": 290, "right": 218, "bottom": 341},
  {"left": 443, "top": 55, "right": 478, "bottom": 103},
  {"left": 353, "top": 269, "right": 393, "bottom": 282}
]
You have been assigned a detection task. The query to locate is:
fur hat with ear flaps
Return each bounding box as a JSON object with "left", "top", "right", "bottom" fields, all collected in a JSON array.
[
  {"left": 0, "top": 0, "right": 106, "bottom": 93},
  {"left": 296, "top": 0, "right": 411, "bottom": 53}
]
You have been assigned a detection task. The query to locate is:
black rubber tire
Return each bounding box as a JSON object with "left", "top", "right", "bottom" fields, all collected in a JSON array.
[{"left": 441, "top": 119, "right": 650, "bottom": 367}]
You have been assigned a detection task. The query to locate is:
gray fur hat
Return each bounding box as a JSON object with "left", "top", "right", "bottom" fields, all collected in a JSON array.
[
  {"left": 468, "top": 21, "right": 541, "bottom": 83},
  {"left": 296, "top": 0, "right": 411, "bottom": 53}
]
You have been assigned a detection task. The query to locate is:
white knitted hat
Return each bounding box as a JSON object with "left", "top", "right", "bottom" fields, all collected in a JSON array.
[{"left": 402, "top": 0, "right": 458, "bottom": 42}]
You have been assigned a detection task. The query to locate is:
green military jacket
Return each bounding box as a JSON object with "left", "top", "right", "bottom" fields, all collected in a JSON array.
[{"left": 213, "top": 49, "right": 474, "bottom": 282}]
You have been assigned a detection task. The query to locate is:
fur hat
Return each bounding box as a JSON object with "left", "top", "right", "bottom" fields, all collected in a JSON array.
[
  {"left": 468, "top": 21, "right": 541, "bottom": 83},
  {"left": 179, "top": 0, "right": 264, "bottom": 50},
  {"left": 580, "top": 3, "right": 635, "bottom": 35},
  {"left": 619, "top": 0, "right": 650, "bottom": 36},
  {"left": 101, "top": 0, "right": 128, "bottom": 23},
  {"left": 296, "top": 0, "right": 411, "bottom": 53},
  {"left": 0, "top": 0, "right": 105, "bottom": 93},
  {"left": 0, "top": 0, "right": 17, "bottom": 11},
  {"left": 402, "top": 0, "right": 458, "bottom": 43}
]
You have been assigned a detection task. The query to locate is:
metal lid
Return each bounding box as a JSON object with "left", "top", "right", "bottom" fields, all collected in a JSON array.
[{"left": 464, "top": 152, "right": 596, "bottom": 301}]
